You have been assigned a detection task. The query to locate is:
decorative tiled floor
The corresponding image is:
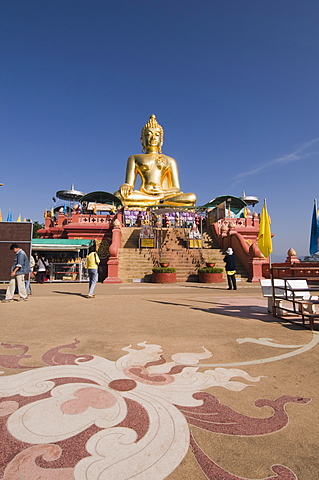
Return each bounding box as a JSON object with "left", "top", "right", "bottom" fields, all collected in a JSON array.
[{"left": 0, "top": 284, "right": 318, "bottom": 479}]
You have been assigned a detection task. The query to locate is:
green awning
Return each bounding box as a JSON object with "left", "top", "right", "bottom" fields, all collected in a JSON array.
[{"left": 32, "top": 239, "right": 93, "bottom": 251}]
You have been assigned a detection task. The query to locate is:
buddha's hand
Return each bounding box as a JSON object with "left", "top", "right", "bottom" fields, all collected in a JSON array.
[
  {"left": 119, "top": 183, "right": 133, "bottom": 199},
  {"left": 164, "top": 187, "right": 181, "bottom": 194}
]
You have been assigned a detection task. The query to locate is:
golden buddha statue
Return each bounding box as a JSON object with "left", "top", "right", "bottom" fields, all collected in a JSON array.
[{"left": 114, "top": 114, "right": 196, "bottom": 207}]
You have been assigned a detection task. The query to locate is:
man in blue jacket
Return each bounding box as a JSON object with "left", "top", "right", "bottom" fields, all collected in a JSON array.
[{"left": 2, "top": 243, "right": 31, "bottom": 302}]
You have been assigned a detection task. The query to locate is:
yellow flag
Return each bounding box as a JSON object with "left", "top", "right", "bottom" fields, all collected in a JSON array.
[
  {"left": 17, "top": 214, "right": 21, "bottom": 222},
  {"left": 258, "top": 201, "right": 272, "bottom": 258},
  {"left": 0, "top": 209, "right": 2, "bottom": 221}
]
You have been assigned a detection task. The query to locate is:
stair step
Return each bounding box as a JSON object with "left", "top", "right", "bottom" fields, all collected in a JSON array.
[{"left": 118, "top": 226, "right": 248, "bottom": 283}]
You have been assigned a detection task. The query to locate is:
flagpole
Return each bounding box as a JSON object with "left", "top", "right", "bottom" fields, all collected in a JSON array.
[
  {"left": 264, "top": 198, "right": 272, "bottom": 269},
  {"left": 258, "top": 198, "right": 273, "bottom": 276}
]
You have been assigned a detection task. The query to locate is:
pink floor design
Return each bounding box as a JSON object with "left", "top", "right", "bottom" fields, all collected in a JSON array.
[{"left": 0, "top": 340, "right": 310, "bottom": 479}]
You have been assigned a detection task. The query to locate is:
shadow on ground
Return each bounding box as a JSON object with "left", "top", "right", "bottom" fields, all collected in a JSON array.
[
  {"left": 52, "top": 291, "right": 87, "bottom": 297},
  {"left": 147, "top": 299, "right": 310, "bottom": 331}
]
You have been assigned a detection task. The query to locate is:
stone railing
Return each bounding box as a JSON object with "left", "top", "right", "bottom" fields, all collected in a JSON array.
[
  {"left": 263, "top": 255, "right": 319, "bottom": 278},
  {"left": 43, "top": 213, "right": 119, "bottom": 229},
  {"left": 76, "top": 214, "right": 113, "bottom": 225},
  {"left": 209, "top": 216, "right": 268, "bottom": 282},
  {"left": 214, "top": 214, "right": 260, "bottom": 235}
]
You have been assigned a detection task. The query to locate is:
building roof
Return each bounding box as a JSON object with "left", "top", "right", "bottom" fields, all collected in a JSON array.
[
  {"left": 80, "top": 191, "right": 123, "bottom": 207},
  {"left": 56, "top": 184, "right": 85, "bottom": 201},
  {"left": 32, "top": 239, "right": 93, "bottom": 251},
  {"left": 202, "top": 195, "right": 247, "bottom": 209}
]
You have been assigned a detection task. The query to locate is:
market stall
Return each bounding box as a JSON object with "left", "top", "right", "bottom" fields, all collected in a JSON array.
[{"left": 32, "top": 239, "right": 93, "bottom": 282}]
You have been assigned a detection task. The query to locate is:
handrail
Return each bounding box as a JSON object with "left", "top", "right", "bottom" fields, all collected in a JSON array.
[{"left": 271, "top": 265, "right": 319, "bottom": 278}]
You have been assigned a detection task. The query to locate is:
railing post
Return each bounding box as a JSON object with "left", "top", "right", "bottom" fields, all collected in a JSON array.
[
  {"left": 248, "top": 243, "right": 266, "bottom": 282},
  {"left": 104, "top": 220, "right": 122, "bottom": 283}
]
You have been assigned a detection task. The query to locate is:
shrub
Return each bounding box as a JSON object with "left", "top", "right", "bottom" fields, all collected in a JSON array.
[
  {"left": 198, "top": 267, "right": 223, "bottom": 274},
  {"left": 152, "top": 267, "right": 176, "bottom": 273},
  {"left": 205, "top": 258, "right": 215, "bottom": 264}
]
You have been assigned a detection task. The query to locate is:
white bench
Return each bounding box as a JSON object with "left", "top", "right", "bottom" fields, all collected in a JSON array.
[
  {"left": 260, "top": 279, "right": 285, "bottom": 313},
  {"left": 286, "top": 279, "right": 318, "bottom": 314}
]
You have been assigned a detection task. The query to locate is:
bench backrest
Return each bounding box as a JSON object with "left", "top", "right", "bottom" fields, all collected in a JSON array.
[
  {"left": 286, "top": 279, "right": 311, "bottom": 300},
  {"left": 260, "top": 279, "right": 285, "bottom": 297}
]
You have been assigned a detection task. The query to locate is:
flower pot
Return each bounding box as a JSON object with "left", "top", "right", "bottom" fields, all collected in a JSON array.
[
  {"left": 152, "top": 272, "right": 176, "bottom": 283},
  {"left": 198, "top": 272, "right": 223, "bottom": 283},
  {"left": 205, "top": 262, "right": 215, "bottom": 268},
  {"left": 160, "top": 263, "right": 169, "bottom": 267}
]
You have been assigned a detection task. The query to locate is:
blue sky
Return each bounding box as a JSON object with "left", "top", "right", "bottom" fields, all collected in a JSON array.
[{"left": 1, "top": 0, "right": 318, "bottom": 260}]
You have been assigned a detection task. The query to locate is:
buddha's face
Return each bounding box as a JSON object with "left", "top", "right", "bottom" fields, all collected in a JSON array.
[{"left": 143, "top": 127, "right": 162, "bottom": 149}]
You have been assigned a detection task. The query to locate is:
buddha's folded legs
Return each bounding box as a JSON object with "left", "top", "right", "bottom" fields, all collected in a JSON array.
[
  {"left": 160, "top": 192, "right": 197, "bottom": 206},
  {"left": 114, "top": 189, "right": 196, "bottom": 207}
]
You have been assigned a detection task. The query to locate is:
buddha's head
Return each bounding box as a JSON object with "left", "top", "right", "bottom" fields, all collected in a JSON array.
[{"left": 140, "top": 114, "right": 164, "bottom": 153}]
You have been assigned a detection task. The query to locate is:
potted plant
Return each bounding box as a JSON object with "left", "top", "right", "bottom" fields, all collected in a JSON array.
[
  {"left": 205, "top": 259, "right": 215, "bottom": 267},
  {"left": 159, "top": 258, "right": 170, "bottom": 267},
  {"left": 198, "top": 267, "right": 223, "bottom": 283},
  {"left": 152, "top": 266, "right": 176, "bottom": 283}
]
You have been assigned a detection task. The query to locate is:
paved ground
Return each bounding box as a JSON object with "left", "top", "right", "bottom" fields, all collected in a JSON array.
[{"left": 0, "top": 280, "right": 318, "bottom": 480}]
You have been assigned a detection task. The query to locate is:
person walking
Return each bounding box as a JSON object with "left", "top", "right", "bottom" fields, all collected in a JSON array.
[
  {"left": 223, "top": 247, "right": 237, "bottom": 290},
  {"left": 86, "top": 245, "right": 100, "bottom": 298},
  {"left": 25, "top": 254, "right": 35, "bottom": 295},
  {"left": 36, "top": 255, "right": 49, "bottom": 283},
  {"left": 2, "top": 243, "right": 31, "bottom": 302}
]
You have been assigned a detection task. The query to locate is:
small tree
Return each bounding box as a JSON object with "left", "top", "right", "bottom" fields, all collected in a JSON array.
[
  {"left": 30, "top": 221, "right": 44, "bottom": 238},
  {"left": 303, "top": 254, "right": 319, "bottom": 262}
]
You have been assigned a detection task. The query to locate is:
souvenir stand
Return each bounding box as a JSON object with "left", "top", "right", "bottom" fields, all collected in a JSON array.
[{"left": 32, "top": 239, "right": 93, "bottom": 282}]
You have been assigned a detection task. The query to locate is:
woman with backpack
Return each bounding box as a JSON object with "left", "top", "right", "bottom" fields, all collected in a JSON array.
[{"left": 36, "top": 255, "right": 49, "bottom": 283}]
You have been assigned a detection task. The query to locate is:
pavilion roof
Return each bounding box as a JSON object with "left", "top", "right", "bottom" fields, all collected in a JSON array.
[{"left": 80, "top": 191, "right": 122, "bottom": 207}]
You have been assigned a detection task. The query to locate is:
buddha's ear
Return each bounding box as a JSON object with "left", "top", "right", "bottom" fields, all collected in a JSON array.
[
  {"left": 140, "top": 135, "right": 145, "bottom": 152},
  {"left": 158, "top": 136, "right": 163, "bottom": 153}
]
